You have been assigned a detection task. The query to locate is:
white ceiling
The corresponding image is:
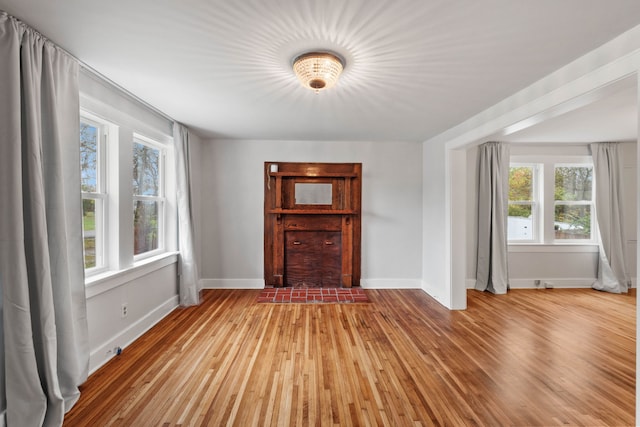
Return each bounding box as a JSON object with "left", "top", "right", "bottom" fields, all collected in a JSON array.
[
  {"left": 503, "top": 76, "right": 638, "bottom": 144},
  {"left": 1, "top": 0, "right": 639, "bottom": 142}
]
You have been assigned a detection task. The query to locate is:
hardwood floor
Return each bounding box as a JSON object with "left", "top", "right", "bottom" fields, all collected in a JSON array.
[{"left": 64, "top": 288, "right": 636, "bottom": 426}]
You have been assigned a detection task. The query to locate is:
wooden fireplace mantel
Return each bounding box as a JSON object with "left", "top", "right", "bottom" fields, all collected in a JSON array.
[{"left": 264, "top": 162, "right": 362, "bottom": 288}]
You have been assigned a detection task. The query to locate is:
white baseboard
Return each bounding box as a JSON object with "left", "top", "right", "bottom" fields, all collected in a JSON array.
[
  {"left": 359, "top": 279, "right": 423, "bottom": 289},
  {"left": 89, "top": 295, "right": 179, "bottom": 374},
  {"left": 420, "top": 281, "right": 449, "bottom": 308},
  {"left": 199, "top": 278, "right": 423, "bottom": 289},
  {"left": 200, "top": 278, "right": 264, "bottom": 289},
  {"left": 467, "top": 277, "right": 599, "bottom": 289},
  {"left": 510, "top": 278, "right": 595, "bottom": 289}
]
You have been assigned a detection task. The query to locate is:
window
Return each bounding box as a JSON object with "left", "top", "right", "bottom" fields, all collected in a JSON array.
[
  {"left": 554, "top": 165, "right": 594, "bottom": 240},
  {"left": 508, "top": 158, "right": 595, "bottom": 244},
  {"left": 79, "top": 112, "right": 174, "bottom": 278},
  {"left": 80, "top": 80, "right": 177, "bottom": 285},
  {"left": 80, "top": 116, "right": 107, "bottom": 271},
  {"left": 133, "top": 137, "right": 165, "bottom": 257},
  {"left": 508, "top": 164, "right": 539, "bottom": 241}
]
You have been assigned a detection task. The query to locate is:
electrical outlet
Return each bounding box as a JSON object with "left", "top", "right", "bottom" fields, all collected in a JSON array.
[
  {"left": 534, "top": 279, "right": 541, "bottom": 287},
  {"left": 106, "top": 346, "right": 121, "bottom": 356},
  {"left": 121, "top": 303, "right": 128, "bottom": 318}
]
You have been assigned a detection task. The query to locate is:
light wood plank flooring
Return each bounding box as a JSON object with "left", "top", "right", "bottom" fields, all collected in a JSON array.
[{"left": 64, "top": 288, "right": 636, "bottom": 426}]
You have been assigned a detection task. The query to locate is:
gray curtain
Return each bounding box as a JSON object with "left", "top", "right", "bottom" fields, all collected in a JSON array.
[
  {"left": 0, "top": 12, "right": 89, "bottom": 426},
  {"left": 591, "top": 142, "right": 630, "bottom": 293},
  {"left": 173, "top": 123, "right": 201, "bottom": 306},
  {"left": 475, "top": 142, "right": 510, "bottom": 294}
]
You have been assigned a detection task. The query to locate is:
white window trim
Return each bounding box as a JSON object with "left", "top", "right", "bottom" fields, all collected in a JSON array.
[
  {"left": 81, "top": 113, "right": 110, "bottom": 276},
  {"left": 85, "top": 251, "right": 179, "bottom": 298},
  {"left": 508, "top": 163, "right": 542, "bottom": 243},
  {"left": 132, "top": 134, "right": 167, "bottom": 262},
  {"left": 552, "top": 163, "right": 596, "bottom": 244},
  {"left": 508, "top": 155, "right": 597, "bottom": 246},
  {"left": 80, "top": 90, "right": 176, "bottom": 285}
]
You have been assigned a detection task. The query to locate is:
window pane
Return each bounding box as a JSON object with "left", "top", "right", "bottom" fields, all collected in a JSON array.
[
  {"left": 134, "top": 200, "right": 159, "bottom": 255},
  {"left": 555, "top": 166, "right": 592, "bottom": 201},
  {"left": 80, "top": 122, "right": 98, "bottom": 192},
  {"left": 82, "top": 198, "right": 96, "bottom": 268},
  {"left": 508, "top": 204, "right": 533, "bottom": 240},
  {"left": 555, "top": 204, "right": 591, "bottom": 239},
  {"left": 133, "top": 142, "right": 160, "bottom": 196},
  {"left": 509, "top": 166, "right": 535, "bottom": 241},
  {"left": 509, "top": 167, "right": 533, "bottom": 201}
]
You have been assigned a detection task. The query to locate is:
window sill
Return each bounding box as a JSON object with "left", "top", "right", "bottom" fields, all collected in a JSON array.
[
  {"left": 85, "top": 251, "right": 179, "bottom": 299},
  {"left": 508, "top": 244, "right": 598, "bottom": 253}
]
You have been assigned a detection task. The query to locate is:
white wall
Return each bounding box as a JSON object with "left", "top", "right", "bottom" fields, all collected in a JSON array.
[
  {"left": 190, "top": 132, "right": 205, "bottom": 271},
  {"left": 198, "top": 139, "right": 423, "bottom": 289},
  {"left": 80, "top": 70, "right": 183, "bottom": 373},
  {"left": 85, "top": 258, "right": 179, "bottom": 373},
  {"left": 421, "top": 141, "right": 447, "bottom": 304},
  {"left": 464, "top": 142, "right": 637, "bottom": 289},
  {"left": 81, "top": 129, "right": 204, "bottom": 374}
]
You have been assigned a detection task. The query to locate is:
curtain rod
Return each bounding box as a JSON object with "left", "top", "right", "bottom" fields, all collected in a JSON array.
[{"left": 2, "top": 10, "right": 176, "bottom": 125}]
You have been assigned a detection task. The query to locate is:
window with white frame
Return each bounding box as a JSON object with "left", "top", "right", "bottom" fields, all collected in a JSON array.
[
  {"left": 132, "top": 136, "right": 165, "bottom": 257},
  {"left": 80, "top": 116, "right": 107, "bottom": 271},
  {"left": 508, "top": 164, "right": 539, "bottom": 241},
  {"left": 508, "top": 158, "right": 595, "bottom": 244},
  {"left": 553, "top": 165, "right": 594, "bottom": 241},
  {"left": 80, "top": 75, "right": 177, "bottom": 285}
]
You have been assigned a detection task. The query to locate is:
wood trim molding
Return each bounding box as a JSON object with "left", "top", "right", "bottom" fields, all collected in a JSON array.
[{"left": 264, "top": 162, "right": 362, "bottom": 288}]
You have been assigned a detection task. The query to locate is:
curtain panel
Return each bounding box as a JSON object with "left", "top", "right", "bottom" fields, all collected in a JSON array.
[
  {"left": 591, "top": 142, "right": 630, "bottom": 293},
  {"left": 173, "top": 123, "right": 201, "bottom": 306},
  {"left": 0, "top": 12, "right": 89, "bottom": 426},
  {"left": 475, "top": 142, "right": 510, "bottom": 294}
]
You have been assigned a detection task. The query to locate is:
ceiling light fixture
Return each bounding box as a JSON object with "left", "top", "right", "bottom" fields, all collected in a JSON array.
[{"left": 293, "top": 52, "right": 344, "bottom": 93}]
